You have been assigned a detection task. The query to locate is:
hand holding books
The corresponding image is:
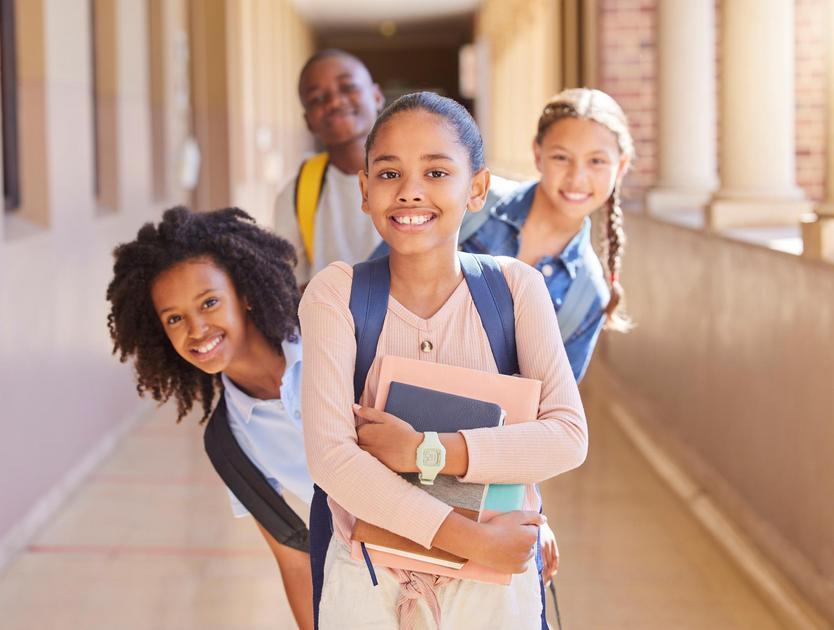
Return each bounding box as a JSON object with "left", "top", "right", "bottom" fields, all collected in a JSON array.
[
  {"left": 353, "top": 403, "right": 424, "bottom": 473},
  {"left": 433, "top": 509, "right": 547, "bottom": 575},
  {"left": 353, "top": 402, "right": 471, "bottom": 477},
  {"left": 350, "top": 357, "right": 545, "bottom": 583}
]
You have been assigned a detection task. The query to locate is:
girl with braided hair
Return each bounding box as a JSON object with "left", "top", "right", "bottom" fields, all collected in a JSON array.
[
  {"left": 106, "top": 206, "right": 314, "bottom": 629},
  {"left": 462, "top": 87, "right": 633, "bottom": 382},
  {"left": 460, "top": 87, "right": 633, "bottom": 590}
]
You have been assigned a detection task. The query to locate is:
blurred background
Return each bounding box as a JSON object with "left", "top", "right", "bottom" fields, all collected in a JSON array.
[{"left": 1, "top": 0, "right": 833, "bottom": 628}]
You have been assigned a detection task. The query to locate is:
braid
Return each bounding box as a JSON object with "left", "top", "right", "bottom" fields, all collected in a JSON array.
[{"left": 603, "top": 188, "right": 631, "bottom": 331}]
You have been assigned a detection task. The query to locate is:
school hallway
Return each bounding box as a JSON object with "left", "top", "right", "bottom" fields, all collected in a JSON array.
[
  {"left": 3, "top": 0, "right": 833, "bottom": 628},
  {"left": 0, "top": 364, "right": 791, "bottom": 630}
]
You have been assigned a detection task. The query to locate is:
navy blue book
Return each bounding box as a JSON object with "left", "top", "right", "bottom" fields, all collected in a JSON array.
[{"left": 384, "top": 382, "right": 506, "bottom": 511}]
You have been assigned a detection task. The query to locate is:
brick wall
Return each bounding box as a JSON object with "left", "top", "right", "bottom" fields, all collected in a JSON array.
[
  {"left": 795, "top": 0, "right": 827, "bottom": 202},
  {"left": 597, "top": 0, "right": 828, "bottom": 204},
  {"left": 597, "top": 0, "right": 657, "bottom": 205}
]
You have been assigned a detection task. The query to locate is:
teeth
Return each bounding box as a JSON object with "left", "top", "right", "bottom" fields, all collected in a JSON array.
[
  {"left": 195, "top": 336, "right": 222, "bottom": 354},
  {"left": 393, "top": 215, "right": 433, "bottom": 225},
  {"left": 563, "top": 192, "right": 591, "bottom": 201}
]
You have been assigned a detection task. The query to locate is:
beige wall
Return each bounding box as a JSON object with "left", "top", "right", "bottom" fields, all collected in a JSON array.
[
  {"left": 599, "top": 212, "right": 834, "bottom": 621},
  {"left": 187, "top": 0, "right": 313, "bottom": 222},
  {"left": 0, "top": 0, "right": 314, "bottom": 560},
  {"left": 0, "top": 0, "right": 163, "bottom": 552},
  {"left": 225, "top": 0, "right": 314, "bottom": 225},
  {"left": 148, "top": 0, "right": 191, "bottom": 206},
  {"left": 476, "top": 0, "right": 561, "bottom": 178},
  {"left": 12, "top": 0, "right": 49, "bottom": 228}
]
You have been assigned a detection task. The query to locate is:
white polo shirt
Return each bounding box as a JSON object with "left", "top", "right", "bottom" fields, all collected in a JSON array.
[{"left": 220, "top": 336, "right": 314, "bottom": 517}]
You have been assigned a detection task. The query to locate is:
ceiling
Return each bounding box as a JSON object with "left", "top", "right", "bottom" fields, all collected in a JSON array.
[{"left": 290, "top": 0, "right": 482, "bottom": 30}]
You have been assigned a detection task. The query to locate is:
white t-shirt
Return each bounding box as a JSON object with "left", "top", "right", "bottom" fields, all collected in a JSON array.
[{"left": 274, "top": 164, "right": 382, "bottom": 285}]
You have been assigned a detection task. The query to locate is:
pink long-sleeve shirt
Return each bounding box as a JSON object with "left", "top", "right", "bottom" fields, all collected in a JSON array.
[{"left": 299, "top": 257, "right": 588, "bottom": 552}]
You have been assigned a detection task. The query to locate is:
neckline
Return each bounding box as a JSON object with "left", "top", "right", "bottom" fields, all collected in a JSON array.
[{"left": 385, "top": 275, "right": 470, "bottom": 331}]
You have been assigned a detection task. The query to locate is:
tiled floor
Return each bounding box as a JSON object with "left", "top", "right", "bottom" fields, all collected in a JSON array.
[{"left": 0, "top": 379, "right": 787, "bottom": 629}]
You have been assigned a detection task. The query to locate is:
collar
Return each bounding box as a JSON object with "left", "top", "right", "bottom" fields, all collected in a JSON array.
[
  {"left": 493, "top": 180, "right": 593, "bottom": 277},
  {"left": 221, "top": 335, "right": 302, "bottom": 424},
  {"left": 491, "top": 180, "right": 538, "bottom": 230}
]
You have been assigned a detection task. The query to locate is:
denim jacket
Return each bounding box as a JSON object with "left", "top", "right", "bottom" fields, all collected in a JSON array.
[{"left": 460, "top": 181, "right": 610, "bottom": 382}]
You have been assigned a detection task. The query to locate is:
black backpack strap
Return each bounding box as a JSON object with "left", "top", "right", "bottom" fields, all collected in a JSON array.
[
  {"left": 459, "top": 252, "right": 519, "bottom": 376},
  {"left": 349, "top": 255, "right": 391, "bottom": 402},
  {"left": 203, "top": 401, "right": 309, "bottom": 552}
]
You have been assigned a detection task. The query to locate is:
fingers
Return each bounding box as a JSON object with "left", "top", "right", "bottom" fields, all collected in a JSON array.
[
  {"left": 518, "top": 511, "right": 547, "bottom": 527},
  {"left": 553, "top": 540, "right": 560, "bottom": 573},
  {"left": 544, "top": 543, "right": 557, "bottom": 576},
  {"left": 352, "top": 404, "right": 387, "bottom": 423}
]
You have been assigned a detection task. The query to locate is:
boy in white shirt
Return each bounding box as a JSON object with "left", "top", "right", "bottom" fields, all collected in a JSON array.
[{"left": 274, "top": 49, "right": 385, "bottom": 286}]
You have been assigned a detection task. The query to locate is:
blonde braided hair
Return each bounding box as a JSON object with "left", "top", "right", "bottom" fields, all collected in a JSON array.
[{"left": 536, "top": 88, "right": 634, "bottom": 331}]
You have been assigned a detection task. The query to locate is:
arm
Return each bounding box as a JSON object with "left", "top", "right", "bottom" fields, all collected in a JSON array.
[
  {"left": 539, "top": 520, "right": 560, "bottom": 585},
  {"left": 255, "top": 522, "right": 313, "bottom": 630},
  {"left": 301, "top": 266, "right": 551, "bottom": 572},
  {"left": 299, "top": 265, "right": 452, "bottom": 549},
  {"left": 456, "top": 260, "right": 588, "bottom": 484},
  {"left": 355, "top": 261, "right": 587, "bottom": 485}
]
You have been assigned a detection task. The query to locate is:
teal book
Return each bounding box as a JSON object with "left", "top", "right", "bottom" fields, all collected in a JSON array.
[{"left": 483, "top": 483, "right": 525, "bottom": 512}]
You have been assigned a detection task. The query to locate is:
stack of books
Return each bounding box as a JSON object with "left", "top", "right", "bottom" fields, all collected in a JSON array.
[{"left": 350, "top": 355, "right": 541, "bottom": 585}]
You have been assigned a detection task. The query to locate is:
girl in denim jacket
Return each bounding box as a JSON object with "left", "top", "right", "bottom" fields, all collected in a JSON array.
[{"left": 462, "top": 88, "right": 634, "bottom": 383}]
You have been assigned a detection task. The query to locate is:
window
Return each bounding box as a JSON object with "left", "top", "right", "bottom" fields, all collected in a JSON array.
[{"left": 1, "top": 0, "right": 20, "bottom": 212}]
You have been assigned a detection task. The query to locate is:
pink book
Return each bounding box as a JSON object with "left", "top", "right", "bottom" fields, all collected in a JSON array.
[{"left": 350, "top": 354, "right": 542, "bottom": 585}]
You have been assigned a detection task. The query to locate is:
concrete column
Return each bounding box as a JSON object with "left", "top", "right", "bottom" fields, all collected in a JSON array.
[
  {"left": 707, "top": 0, "right": 812, "bottom": 230},
  {"left": 646, "top": 0, "right": 717, "bottom": 216},
  {"left": 801, "top": 0, "right": 834, "bottom": 261}
]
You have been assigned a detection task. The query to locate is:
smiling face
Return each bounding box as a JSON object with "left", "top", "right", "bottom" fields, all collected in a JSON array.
[
  {"left": 534, "top": 117, "right": 629, "bottom": 221},
  {"left": 358, "top": 109, "right": 489, "bottom": 257},
  {"left": 150, "top": 257, "right": 253, "bottom": 375},
  {"left": 299, "top": 54, "right": 384, "bottom": 149}
]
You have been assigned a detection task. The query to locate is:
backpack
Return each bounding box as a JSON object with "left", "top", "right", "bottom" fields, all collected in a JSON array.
[
  {"left": 294, "top": 152, "right": 330, "bottom": 265},
  {"left": 309, "top": 253, "right": 558, "bottom": 630},
  {"left": 203, "top": 397, "right": 309, "bottom": 552},
  {"left": 293, "top": 156, "right": 518, "bottom": 265}
]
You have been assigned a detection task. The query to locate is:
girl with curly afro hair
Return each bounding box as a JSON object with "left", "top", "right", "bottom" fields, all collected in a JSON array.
[{"left": 107, "top": 206, "right": 313, "bottom": 629}]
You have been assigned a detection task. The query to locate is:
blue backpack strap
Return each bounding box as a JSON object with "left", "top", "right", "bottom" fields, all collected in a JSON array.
[
  {"left": 460, "top": 252, "right": 553, "bottom": 629},
  {"left": 349, "top": 255, "right": 391, "bottom": 401},
  {"left": 458, "top": 252, "right": 519, "bottom": 376},
  {"left": 311, "top": 257, "right": 390, "bottom": 628},
  {"left": 313, "top": 253, "right": 521, "bottom": 625}
]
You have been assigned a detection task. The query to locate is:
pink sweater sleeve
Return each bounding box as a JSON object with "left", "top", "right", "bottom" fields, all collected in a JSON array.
[
  {"left": 458, "top": 258, "right": 589, "bottom": 484},
  {"left": 299, "top": 263, "right": 453, "bottom": 549}
]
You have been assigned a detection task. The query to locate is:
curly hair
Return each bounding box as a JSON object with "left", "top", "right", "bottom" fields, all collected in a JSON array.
[{"left": 106, "top": 206, "right": 299, "bottom": 423}]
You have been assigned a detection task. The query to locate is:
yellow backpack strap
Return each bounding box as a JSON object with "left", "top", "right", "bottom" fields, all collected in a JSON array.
[{"left": 294, "top": 152, "right": 330, "bottom": 264}]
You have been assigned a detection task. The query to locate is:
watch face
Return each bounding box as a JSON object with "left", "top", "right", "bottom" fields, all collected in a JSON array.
[{"left": 422, "top": 449, "right": 441, "bottom": 466}]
